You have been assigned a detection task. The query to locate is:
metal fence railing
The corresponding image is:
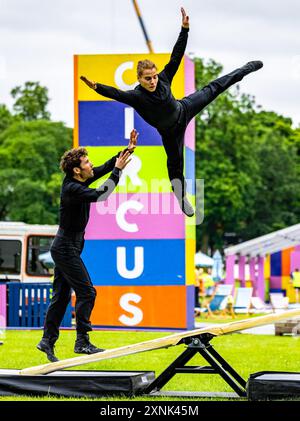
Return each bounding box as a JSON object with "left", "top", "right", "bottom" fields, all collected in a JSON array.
[{"left": 6, "top": 282, "right": 72, "bottom": 328}]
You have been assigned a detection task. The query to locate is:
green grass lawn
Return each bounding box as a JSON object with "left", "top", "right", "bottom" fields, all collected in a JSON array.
[{"left": 0, "top": 323, "right": 300, "bottom": 401}]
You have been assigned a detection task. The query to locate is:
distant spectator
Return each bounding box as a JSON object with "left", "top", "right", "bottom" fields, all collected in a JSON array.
[
  {"left": 194, "top": 266, "right": 201, "bottom": 308},
  {"left": 290, "top": 268, "right": 300, "bottom": 304},
  {"left": 202, "top": 268, "right": 215, "bottom": 296}
]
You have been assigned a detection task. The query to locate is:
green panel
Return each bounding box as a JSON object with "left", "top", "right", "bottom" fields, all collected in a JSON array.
[
  {"left": 185, "top": 194, "right": 196, "bottom": 240},
  {"left": 86, "top": 146, "right": 172, "bottom": 193}
]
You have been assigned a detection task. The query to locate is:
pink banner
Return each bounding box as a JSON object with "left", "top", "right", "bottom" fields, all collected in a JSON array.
[
  {"left": 290, "top": 251, "right": 300, "bottom": 272},
  {"left": 85, "top": 193, "right": 185, "bottom": 240},
  {"left": 270, "top": 276, "right": 282, "bottom": 289},
  {"left": 225, "top": 254, "right": 236, "bottom": 284},
  {"left": 0, "top": 284, "right": 6, "bottom": 328},
  {"left": 184, "top": 56, "right": 195, "bottom": 151},
  {"left": 238, "top": 255, "right": 246, "bottom": 286}
]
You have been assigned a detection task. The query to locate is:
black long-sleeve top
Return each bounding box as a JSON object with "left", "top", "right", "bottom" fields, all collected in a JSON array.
[
  {"left": 59, "top": 153, "right": 121, "bottom": 232},
  {"left": 95, "top": 27, "right": 189, "bottom": 132}
]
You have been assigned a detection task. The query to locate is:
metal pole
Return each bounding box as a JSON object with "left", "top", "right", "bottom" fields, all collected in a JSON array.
[{"left": 131, "top": 0, "right": 154, "bottom": 53}]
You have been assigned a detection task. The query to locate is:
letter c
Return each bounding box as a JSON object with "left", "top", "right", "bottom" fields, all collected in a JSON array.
[
  {"left": 116, "top": 200, "right": 144, "bottom": 232},
  {"left": 114, "top": 61, "right": 138, "bottom": 90}
]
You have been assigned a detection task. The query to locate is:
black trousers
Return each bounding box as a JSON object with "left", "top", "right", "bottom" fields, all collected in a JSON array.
[
  {"left": 43, "top": 233, "right": 96, "bottom": 342},
  {"left": 160, "top": 66, "right": 246, "bottom": 197}
]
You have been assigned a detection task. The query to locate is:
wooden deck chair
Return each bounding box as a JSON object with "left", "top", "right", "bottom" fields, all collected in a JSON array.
[
  {"left": 195, "top": 284, "right": 233, "bottom": 318},
  {"left": 270, "top": 293, "right": 289, "bottom": 312},
  {"left": 250, "top": 297, "right": 273, "bottom": 314},
  {"left": 233, "top": 287, "right": 253, "bottom": 314}
]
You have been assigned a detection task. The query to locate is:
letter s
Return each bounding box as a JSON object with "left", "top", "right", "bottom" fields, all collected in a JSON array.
[{"left": 118, "top": 293, "right": 143, "bottom": 326}]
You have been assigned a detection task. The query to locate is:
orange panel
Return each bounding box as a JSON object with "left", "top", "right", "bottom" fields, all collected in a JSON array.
[
  {"left": 91, "top": 286, "right": 188, "bottom": 329},
  {"left": 281, "top": 247, "right": 294, "bottom": 276}
]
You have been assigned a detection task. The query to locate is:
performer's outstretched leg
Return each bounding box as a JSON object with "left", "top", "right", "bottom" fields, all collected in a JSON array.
[
  {"left": 161, "top": 129, "right": 194, "bottom": 217},
  {"left": 183, "top": 61, "right": 263, "bottom": 122},
  {"left": 37, "top": 266, "right": 71, "bottom": 362}
]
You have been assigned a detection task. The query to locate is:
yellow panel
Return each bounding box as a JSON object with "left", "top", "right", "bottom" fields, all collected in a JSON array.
[
  {"left": 264, "top": 254, "right": 271, "bottom": 279},
  {"left": 76, "top": 53, "right": 185, "bottom": 102},
  {"left": 282, "top": 275, "right": 290, "bottom": 289},
  {"left": 283, "top": 275, "right": 296, "bottom": 302},
  {"left": 185, "top": 239, "right": 196, "bottom": 285}
]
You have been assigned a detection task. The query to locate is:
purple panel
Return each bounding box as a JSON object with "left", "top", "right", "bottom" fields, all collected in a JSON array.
[
  {"left": 186, "top": 285, "right": 195, "bottom": 330},
  {"left": 257, "top": 256, "right": 265, "bottom": 300},
  {"left": 271, "top": 251, "right": 282, "bottom": 276},
  {"left": 290, "top": 251, "right": 300, "bottom": 273},
  {"left": 225, "top": 255, "right": 235, "bottom": 284},
  {"left": 249, "top": 257, "right": 257, "bottom": 294},
  {"left": 249, "top": 257, "right": 256, "bottom": 281},
  {"left": 185, "top": 147, "right": 195, "bottom": 195},
  {"left": 270, "top": 276, "right": 282, "bottom": 289},
  {"left": 0, "top": 284, "right": 6, "bottom": 328},
  {"left": 184, "top": 56, "right": 195, "bottom": 96},
  {"left": 238, "top": 255, "right": 246, "bottom": 286},
  {"left": 184, "top": 56, "right": 195, "bottom": 151}
]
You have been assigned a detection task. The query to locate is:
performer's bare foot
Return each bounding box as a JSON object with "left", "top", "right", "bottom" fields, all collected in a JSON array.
[{"left": 80, "top": 76, "right": 97, "bottom": 90}]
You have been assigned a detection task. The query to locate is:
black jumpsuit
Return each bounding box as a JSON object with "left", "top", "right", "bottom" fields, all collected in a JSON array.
[
  {"left": 95, "top": 27, "right": 252, "bottom": 198},
  {"left": 43, "top": 155, "right": 121, "bottom": 342}
]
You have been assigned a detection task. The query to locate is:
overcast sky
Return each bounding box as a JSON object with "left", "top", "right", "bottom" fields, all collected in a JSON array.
[{"left": 0, "top": 0, "right": 299, "bottom": 127}]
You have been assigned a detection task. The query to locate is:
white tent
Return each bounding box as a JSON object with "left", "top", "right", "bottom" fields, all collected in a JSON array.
[{"left": 194, "top": 251, "right": 214, "bottom": 267}]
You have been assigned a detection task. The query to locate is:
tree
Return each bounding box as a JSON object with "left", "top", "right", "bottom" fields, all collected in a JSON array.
[
  {"left": 194, "top": 58, "right": 300, "bottom": 252},
  {"left": 0, "top": 119, "right": 72, "bottom": 223},
  {"left": 194, "top": 58, "right": 260, "bottom": 251},
  {"left": 242, "top": 111, "right": 300, "bottom": 238},
  {"left": 0, "top": 104, "right": 15, "bottom": 134},
  {"left": 11, "top": 81, "right": 51, "bottom": 121}
]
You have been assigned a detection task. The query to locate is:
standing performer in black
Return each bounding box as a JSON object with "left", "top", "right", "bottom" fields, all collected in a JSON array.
[
  {"left": 81, "top": 7, "right": 263, "bottom": 217},
  {"left": 37, "top": 130, "right": 138, "bottom": 362}
]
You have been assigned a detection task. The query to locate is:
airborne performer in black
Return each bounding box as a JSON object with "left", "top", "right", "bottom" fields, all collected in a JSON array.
[{"left": 81, "top": 7, "right": 263, "bottom": 217}]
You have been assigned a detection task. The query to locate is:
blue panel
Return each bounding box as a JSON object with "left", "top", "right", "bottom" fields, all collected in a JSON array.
[
  {"left": 79, "top": 101, "right": 162, "bottom": 146},
  {"left": 185, "top": 146, "right": 195, "bottom": 195},
  {"left": 82, "top": 239, "right": 185, "bottom": 286},
  {"left": 271, "top": 251, "right": 282, "bottom": 276}
]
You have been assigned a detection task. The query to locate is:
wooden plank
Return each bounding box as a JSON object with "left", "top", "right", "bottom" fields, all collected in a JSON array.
[{"left": 19, "top": 308, "right": 300, "bottom": 376}]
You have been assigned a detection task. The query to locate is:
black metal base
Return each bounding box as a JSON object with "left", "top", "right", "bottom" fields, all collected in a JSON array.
[
  {"left": 145, "top": 333, "right": 247, "bottom": 397},
  {"left": 0, "top": 369, "right": 155, "bottom": 398}
]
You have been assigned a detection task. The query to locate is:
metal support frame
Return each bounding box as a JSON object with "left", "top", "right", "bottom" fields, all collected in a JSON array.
[{"left": 144, "top": 333, "right": 247, "bottom": 397}]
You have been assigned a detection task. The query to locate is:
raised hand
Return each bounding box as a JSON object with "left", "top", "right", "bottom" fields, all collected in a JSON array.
[
  {"left": 115, "top": 150, "right": 132, "bottom": 170},
  {"left": 80, "top": 76, "right": 97, "bottom": 90},
  {"left": 181, "top": 7, "right": 189, "bottom": 28},
  {"left": 127, "top": 129, "right": 139, "bottom": 152}
]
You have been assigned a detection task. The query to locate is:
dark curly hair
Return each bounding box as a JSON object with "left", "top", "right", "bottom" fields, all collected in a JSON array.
[{"left": 60, "top": 147, "right": 88, "bottom": 177}]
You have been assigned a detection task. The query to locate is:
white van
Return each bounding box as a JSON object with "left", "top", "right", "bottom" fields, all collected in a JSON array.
[{"left": 0, "top": 221, "right": 57, "bottom": 283}]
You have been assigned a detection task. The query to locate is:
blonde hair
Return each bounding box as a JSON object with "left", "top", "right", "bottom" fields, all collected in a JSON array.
[{"left": 137, "top": 59, "right": 157, "bottom": 77}]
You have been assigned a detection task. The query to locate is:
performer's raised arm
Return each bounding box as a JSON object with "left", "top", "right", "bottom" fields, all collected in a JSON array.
[
  {"left": 88, "top": 129, "right": 138, "bottom": 182},
  {"left": 162, "top": 7, "right": 190, "bottom": 83}
]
